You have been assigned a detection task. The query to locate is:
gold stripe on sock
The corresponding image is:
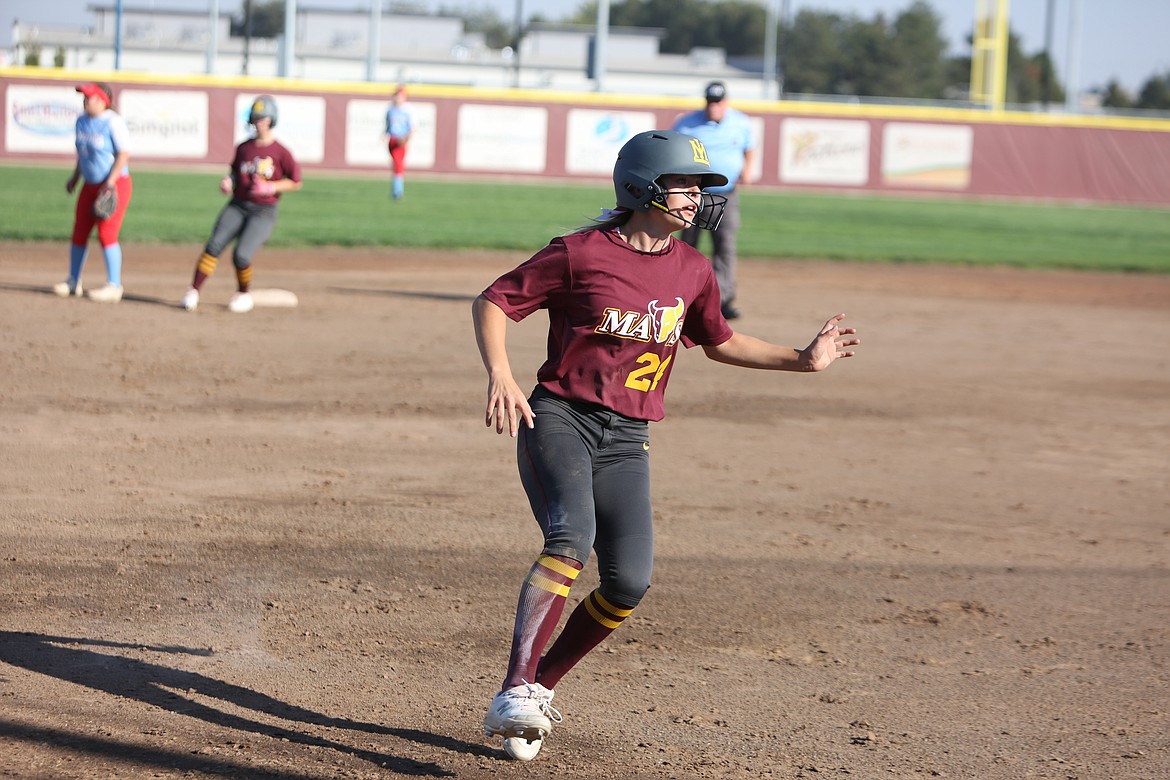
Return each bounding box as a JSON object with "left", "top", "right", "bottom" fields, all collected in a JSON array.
[
  {"left": 538, "top": 554, "right": 581, "bottom": 580},
  {"left": 584, "top": 594, "right": 624, "bottom": 629},
  {"left": 593, "top": 592, "right": 635, "bottom": 618},
  {"left": 237, "top": 266, "right": 253, "bottom": 289},
  {"left": 197, "top": 253, "right": 218, "bottom": 276},
  {"left": 529, "top": 572, "right": 571, "bottom": 598}
]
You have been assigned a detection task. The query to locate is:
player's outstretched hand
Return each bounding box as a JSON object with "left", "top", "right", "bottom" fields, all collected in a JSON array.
[
  {"left": 801, "top": 313, "right": 860, "bottom": 372},
  {"left": 485, "top": 372, "right": 535, "bottom": 438},
  {"left": 219, "top": 176, "right": 233, "bottom": 194}
]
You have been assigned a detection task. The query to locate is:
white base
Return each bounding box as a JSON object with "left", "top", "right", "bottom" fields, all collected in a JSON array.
[{"left": 249, "top": 288, "right": 298, "bottom": 308}]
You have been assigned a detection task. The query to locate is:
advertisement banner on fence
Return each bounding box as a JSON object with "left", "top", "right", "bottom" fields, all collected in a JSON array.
[
  {"left": 564, "top": 109, "right": 656, "bottom": 175},
  {"left": 882, "top": 122, "right": 974, "bottom": 189},
  {"left": 456, "top": 104, "right": 548, "bottom": 173},
  {"left": 120, "top": 90, "right": 209, "bottom": 158},
  {"left": 5, "top": 85, "right": 80, "bottom": 153},
  {"left": 780, "top": 118, "right": 870, "bottom": 186}
]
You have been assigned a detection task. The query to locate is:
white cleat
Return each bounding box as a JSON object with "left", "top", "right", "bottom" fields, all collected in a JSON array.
[
  {"left": 181, "top": 287, "right": 200, "bottom": 312},
  {"left": 503, "top": 734, "right": 544, "bottom": 761},
  {"left": 228, "top": 291, "right": 254, "bottom": 313},
  {"left": 53, "top": 278, "right": 83, "bottom": 298},
  {"left": 87, "top": 284, "right": 123, "bottom": 303},
  {"left": 483, "top": 682, "right": 560, "bottom": 761}
]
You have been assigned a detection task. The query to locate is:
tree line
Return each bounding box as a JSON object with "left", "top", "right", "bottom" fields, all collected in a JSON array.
[{"left": 235, "top": 0, "right": 1168, "bottom": 110}]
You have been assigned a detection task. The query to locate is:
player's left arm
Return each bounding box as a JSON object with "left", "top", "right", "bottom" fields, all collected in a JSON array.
[
  {"left": 740, "top": 146, "right": 757, "bottom": 186},
  {"left": 262, "top": 150, "right": 303, "bottom": 195},
  {"left": 739, "top": 116, "right": 758, "bottom": 186},
  {"left": 103, "top": 151, "right": 130, "bottom": 191},
  {"left": 702, "top": 313, "right": 859, "bottom": 372}
]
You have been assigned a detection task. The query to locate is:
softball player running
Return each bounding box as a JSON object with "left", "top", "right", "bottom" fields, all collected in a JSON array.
[
  {"left": 473, "top": 130, "right": 860, "bottom": 760},
  {"left": 55, "top": 82, "right": 132, "bottom": 303},
  {"left": 384, "top": 85, "right": 413, "bottom": 201},
  {"left": 181, "top": 95, "right": 302, "bottom": 313}
]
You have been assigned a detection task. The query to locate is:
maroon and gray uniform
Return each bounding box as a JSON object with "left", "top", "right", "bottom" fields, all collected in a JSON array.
[
  {"left": 204, "top": 138, "right": 301, "bottom": 269},
  {"left": 483, "top": 228, "right": 732, "bottom": 606}
]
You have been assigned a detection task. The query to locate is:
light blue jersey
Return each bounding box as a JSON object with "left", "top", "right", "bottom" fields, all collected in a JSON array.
[
  {"left": 385, "top": 105, "right": 413, "bottom": 139},
  {"left": 75, "top": 110, "right": 131, "bottom": 184},
  {"left": 671, "top": 107, "right": 754, "bottom": 193}
]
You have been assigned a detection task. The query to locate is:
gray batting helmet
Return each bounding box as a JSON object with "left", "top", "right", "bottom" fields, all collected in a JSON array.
[
  {"left": 613, "top": 130, "right": 729, "bottom": 229},
  {"left": 248, "top": 95, "right": 278, "bottom": 128}
]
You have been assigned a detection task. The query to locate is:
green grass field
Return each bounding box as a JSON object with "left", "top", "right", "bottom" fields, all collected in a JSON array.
[{"left": 3, "top": 164, "right": 1168, "bottom": 272}]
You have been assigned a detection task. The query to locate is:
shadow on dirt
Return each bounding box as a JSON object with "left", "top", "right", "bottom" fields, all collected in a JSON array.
[
  {"left": 0, "top": 282, "right": 178, "bottom": 309},
  {"left": 0, "top": 631, "right": 496, "bottom": 777},
  {"left": 327, "top": 286, "right": 475, "bottom": 302}
]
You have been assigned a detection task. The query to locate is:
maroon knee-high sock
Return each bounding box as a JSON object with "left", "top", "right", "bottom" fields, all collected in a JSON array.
[
  {"left": 501, "top": 554, "right": 583, "bottom": 691},
  {"left": 535, "top": 588, "right": 634, "bottom": 690}
]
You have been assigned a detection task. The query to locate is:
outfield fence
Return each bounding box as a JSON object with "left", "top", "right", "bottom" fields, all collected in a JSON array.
[{"left": 3, "top": 68, "right": 1169, "bottom": 207}]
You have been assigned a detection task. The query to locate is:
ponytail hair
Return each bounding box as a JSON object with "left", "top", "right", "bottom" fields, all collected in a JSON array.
[{"left": 574, "top": 206, "right": 632, "bottom": 234}]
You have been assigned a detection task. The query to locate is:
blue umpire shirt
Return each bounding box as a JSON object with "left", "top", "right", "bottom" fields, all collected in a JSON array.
[{"left": 672, "top": 107, "right": 754, "bottom": 194}]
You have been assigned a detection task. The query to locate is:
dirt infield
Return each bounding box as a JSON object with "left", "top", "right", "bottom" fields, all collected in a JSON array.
[{"left": 1, "top": 241, "right": 1167, "bottom": 779}]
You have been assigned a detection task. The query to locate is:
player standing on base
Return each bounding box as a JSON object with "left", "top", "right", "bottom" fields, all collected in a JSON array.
[
  {"left": 384, "top": 85, "right": 413, "bottom": 201},
  {"left": 55, "top": 82, "right": 133, "bottom": 303},
  {"left": 472, "top": 130, "right": 860, "bottom": 761},
  {"left": 181, "top": 95, "right": 302, "bottom": 313}
]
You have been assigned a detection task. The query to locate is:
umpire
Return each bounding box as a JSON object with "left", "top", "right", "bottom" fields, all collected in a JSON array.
[{"left": 672, "top": 81, "right": 757, "bottom": 319}]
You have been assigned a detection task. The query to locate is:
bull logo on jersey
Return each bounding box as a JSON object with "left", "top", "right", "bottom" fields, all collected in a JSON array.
[
  {"left": 244, "top": 156, "right": 276, "bottom": 179},
  {"left": 647, "top": 298, "right": 685, "bottom": 345},
  {"left": 595, "top": 297, "right": 685, "bottom": 347}
]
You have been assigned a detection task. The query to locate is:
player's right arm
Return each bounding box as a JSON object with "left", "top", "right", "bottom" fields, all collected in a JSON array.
[
  {"left": 473, "top": 294, "right": 534, "bottom": 437},
  {"left": 66, "top": 163, "right": 81, "bottom": 194}
]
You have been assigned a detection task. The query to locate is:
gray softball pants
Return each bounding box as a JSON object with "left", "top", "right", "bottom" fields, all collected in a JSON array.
[
  {"left": 517, "top": 387, "right": 653, "bottom": 608},
  {"left": 204, "top": 199, "right": 277, "bottom": 270}
]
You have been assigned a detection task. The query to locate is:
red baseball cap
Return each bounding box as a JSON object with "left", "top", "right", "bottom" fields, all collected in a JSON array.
[{"left": 76, "top": 82, "right": 112, "bottom": 108}]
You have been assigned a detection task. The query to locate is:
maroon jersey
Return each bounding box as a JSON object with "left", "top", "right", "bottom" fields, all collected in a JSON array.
[
  {"left": 483, "top": 228, "right": 733, "bottom": 422},
  {"left": 231, "top": 137, "right": 301, "bottom": 205}
]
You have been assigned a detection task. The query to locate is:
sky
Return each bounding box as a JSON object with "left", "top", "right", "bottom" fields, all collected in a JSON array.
[{"left": 3, "top": 0, "right": 1168, "bottom": 94}]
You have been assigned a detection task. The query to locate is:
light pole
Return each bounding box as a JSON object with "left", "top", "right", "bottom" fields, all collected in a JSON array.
[
  {"left": 763, "top": 0, "right": 777, "bottom": 99},
  {"left": 511, "top": 0, "right": 523, "bottom": 88},
  {"left": 114, "top": 0, "right": 123, "bottom": 70},
  {"left": 1065, "top": 0, "right": 1083, "bottom": 112}
]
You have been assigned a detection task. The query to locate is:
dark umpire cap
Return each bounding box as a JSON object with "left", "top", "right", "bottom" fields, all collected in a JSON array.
[{"left": 704, "top": 81, "right": 727, "bottom": 103}]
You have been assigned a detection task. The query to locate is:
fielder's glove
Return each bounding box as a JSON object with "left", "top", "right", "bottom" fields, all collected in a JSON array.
[{"left": 93, "top": 187, "right": 118, "bottom": 220}]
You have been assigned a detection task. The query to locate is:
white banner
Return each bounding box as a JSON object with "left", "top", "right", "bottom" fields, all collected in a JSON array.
[
  {"left": 565, "top": 109, "right": 656, "bottom": 174},
  {"left": 120, "top": 90, "right": 209, "bottom": 158},
  {"left": 882, "top": 122, "right": 974, "bottom": 189},
  {"left": 456, "top": 104, "right": 547, "bottom": 173},
  {"left": 780, "top": 118, "right": 870, "bottom": 186},
  {"left": 5, "top": 85, "right": 80, "bottom": 153}
]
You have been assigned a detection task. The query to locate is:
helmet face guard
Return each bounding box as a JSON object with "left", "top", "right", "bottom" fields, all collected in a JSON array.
[
  {"left": 690, "top": 191, "right": 728, "bottom": 231},
  {"left": 651, "top": 189, "right": 727, "bottom": 231},
  {"left": 614, "top": 130, "right": 729, "bottom": 231}
]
